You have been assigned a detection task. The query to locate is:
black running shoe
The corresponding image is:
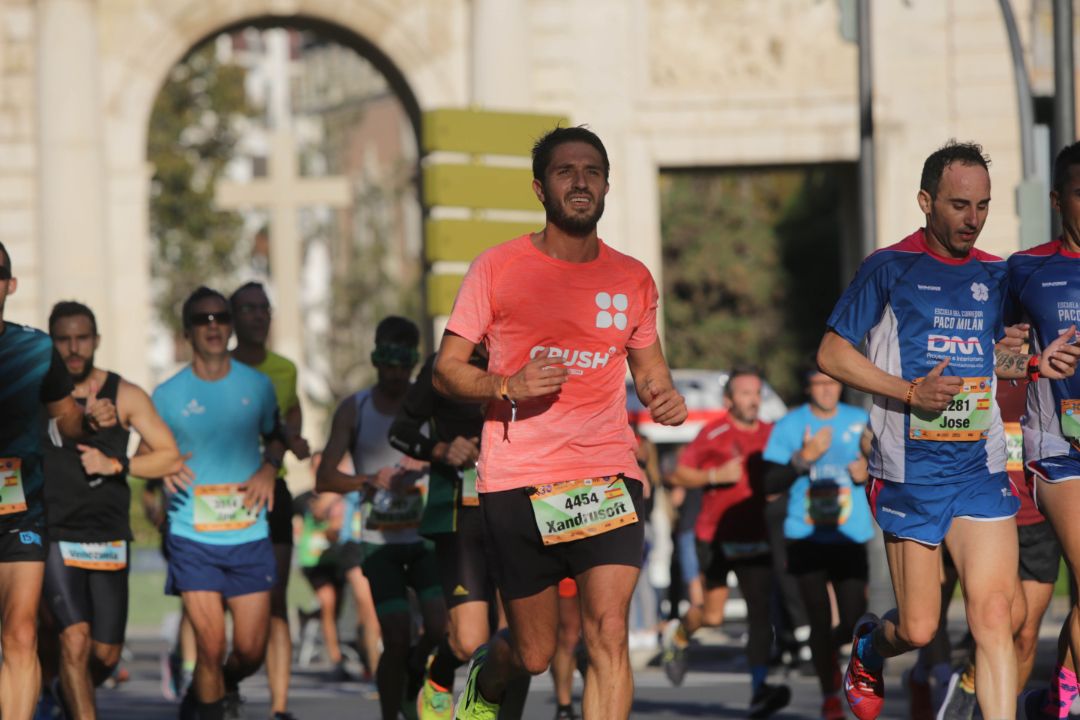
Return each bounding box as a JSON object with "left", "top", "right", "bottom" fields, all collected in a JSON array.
[{"left": 748, "top": 683, "right": 791, "bottom": 719}]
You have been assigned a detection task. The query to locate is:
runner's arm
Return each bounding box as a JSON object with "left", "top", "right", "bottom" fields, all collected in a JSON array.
[
  {"left": 315, "top": 397, "right": 368, "bottom": 494},
  {"left": 669, "top": 458, "right": 741, "bottom": 489},
  {"left": 389, "top": 355, "right": 438, "bottom": 461},
  {"left": 627, "top": 340, "right": 687, "bottom": 426},
  {"left": 433, "top": 332, "right": 501, "bottom": 403},
  {"left": 118, "top": 380, "right": 182, "bottom": 478},
  {"left": 817, "top": 331, "right": 910, "bottom": 402},
  {"left": 761, "top": 461, "right": 799, "bottom": 494}
]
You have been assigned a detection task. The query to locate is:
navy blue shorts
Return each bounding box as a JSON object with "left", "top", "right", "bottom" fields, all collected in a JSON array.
[
  {"left": 164, "top": 533, "right": 276, "bottom": 599},
  {"left": 866, "top": 472, "right": 1019, "bottom": 546}
]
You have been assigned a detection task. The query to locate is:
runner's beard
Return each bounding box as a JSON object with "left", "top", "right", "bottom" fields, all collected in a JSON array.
[
  {"left": 68, "top": 356, "right": 94, "bottom": 384},
  {"left": 544, "top": 194, "right": 605, "bottom": 237}
]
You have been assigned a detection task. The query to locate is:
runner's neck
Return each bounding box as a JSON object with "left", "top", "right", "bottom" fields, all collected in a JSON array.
[
  {"left": 531, "top": 229, "right": 600, "bottom": 263},
  {"left": 192, "top": 352, "right": 231, "bottom": 381},
  {"left": 809, "top": 403, "right": 838, "bottom": 420},
  {"left": 232, "top": 342, "right": 267, "bottom": 367}
]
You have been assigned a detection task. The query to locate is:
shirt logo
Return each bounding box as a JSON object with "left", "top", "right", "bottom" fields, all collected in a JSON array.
[
  {"left": 182, "top": 398, "right": 206, "bottom": 417},
  {"left": 595, "top": 292, "right": 628, "bottom": 330},
  {"left": 927, "top": 335, "right": 984, "bottom": 355},
  {"left": 1043, "top": 281, "right": 1068, "bottom": 287},
  {"left": 241, "top": 397, "right": 250, "bottom": 406},
  {"left": 917, "top": 284, "right": 941, "bottom": 292},
  {"left": 971, "top": 282, "right": 989, "bottom": 302}
]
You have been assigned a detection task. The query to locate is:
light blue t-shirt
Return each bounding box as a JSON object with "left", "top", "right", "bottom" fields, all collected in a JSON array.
[
  {"left": 153, "top": 363, "right": 278, "bottom": 546},
  {"left": 763, "top": 402, "right": 874, "bottom": 544}
]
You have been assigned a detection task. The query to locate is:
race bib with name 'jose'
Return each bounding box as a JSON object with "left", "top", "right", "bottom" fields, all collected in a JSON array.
[
  {"left": 193, "top": 484, "right": 257, "bottom": 532},
  {"left": 910, "top": 377, "right": 992, "bottom": 441},
  {"left": 531, "top": 477, "right": 638, "bottom": 546}
]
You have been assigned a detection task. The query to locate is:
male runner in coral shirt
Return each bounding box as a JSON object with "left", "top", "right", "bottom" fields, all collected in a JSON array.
[{"left": 434, "top": 126, "right": 687, "bottom": 720}]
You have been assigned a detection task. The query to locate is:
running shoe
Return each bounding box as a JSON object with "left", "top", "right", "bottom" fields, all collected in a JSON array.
[
  {"left": 748, "top": 683, "right": 792, "bottom": 718},
  {"left": 934, "top": 669, "right": 974, "bottom": 720},
  {"left": 553, "top": 704, "right": 578, "bottom": 720},
  {"left": 454, "top": 646, "right": 499, "bottom": 720},
  {"left": 418, "top": 678, "right": 454, "bottom": 720},
  {"left": 160, "top": 649, "right": 181, "bottom": 701},
  {"left": 902, "top": 667, "right": 933, "bottom": 720},
  {"left": 223, "top": 690, "right": 247, "bottom": 720},
  {"left": 843, "top": 614, "right": 884, "bottom": 720},
  {"left": 821, "top": 695, "right": 846, "bottom": 720},
  {"left": 1021, "top": 689, "right": 1051, "bottom": 720},
  {"left": 660, "top": 621, "right": 689, "bottom": 687}
]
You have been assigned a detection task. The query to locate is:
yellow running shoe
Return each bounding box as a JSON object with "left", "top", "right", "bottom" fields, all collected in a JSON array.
[
  {"left": 419, "top": 678, "right": 453, "bottom": 720},
  {"left": 454, "top": 646, "right": 499, "bottom": 720}
]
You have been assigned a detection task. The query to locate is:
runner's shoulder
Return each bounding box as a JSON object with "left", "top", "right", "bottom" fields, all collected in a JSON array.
[
  {"left": 152, "top": 365, "right": 194, "bottom": 399},
  {"left": 261, "top": 351, "right": 298, "bottom": 376},
  {"left": 1007, "top": 239, "right": 1061, "bottom": 272},
  {"left": 1, "top": 321, "right": 51, "bottom": 351}
]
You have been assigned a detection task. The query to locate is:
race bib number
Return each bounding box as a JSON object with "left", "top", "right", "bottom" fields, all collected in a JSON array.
[
  {"left": 909, "top": 377, "right": 992, "bottom": 441},
  {"left": 1004, "top": 421, "right": 1024, "bottom": 472},
  {"left": 58, "top": 540, "right": 127, "bottom": 571},
  {"left": 193, "top": 484, "right": 257, "bottom": 532},
  {"left": 366, "top": 487, "right": 425, "bottom": 530},
  {"left": 804, "top": 483, "right": 852, "bottom": 527},
  {"left": 0, "top": 458, "right": 27, "bottom": 516},
  {"left": 461, "top": 468, "right": 479, "bottom": 507},
  {"left": 530, "top": 477, "right": 638, "bottom": 547},
  {"left": 1061, "top": 400, "right": 1080, "bottom": 444}
]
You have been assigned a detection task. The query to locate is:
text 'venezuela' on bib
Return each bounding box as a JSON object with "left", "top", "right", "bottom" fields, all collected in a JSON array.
[
  {"left": 909, "top": 376, "right": 992, "bottom": 441},
  {"left": 193, "top": 483, "right": 257, "bottom": 532},
  {"left": 59, "top": 540, "right": 127, "bottom": 571},
  {"left": 530, "top": 476, "right": 638, "bottom": 546},
  {"left": 0, "top": 458, "right": 27, "bottom": 516}
]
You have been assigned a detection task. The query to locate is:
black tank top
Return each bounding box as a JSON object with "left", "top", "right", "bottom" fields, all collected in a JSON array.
[{"left": 43, "top": 372, "right": 133, "bottom": 542}]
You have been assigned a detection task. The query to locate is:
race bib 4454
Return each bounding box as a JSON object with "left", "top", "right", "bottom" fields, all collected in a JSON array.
[
  {"left": 530, "top": 477, "right": 638, "bottom": 546},
  {"left": 193, "top": 484, "right": 256, "bottom": 532}
]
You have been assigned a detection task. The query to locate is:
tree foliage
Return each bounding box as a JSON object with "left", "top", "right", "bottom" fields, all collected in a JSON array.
[
  {"left": 147, "top": 42, "right": 251, "bottom": 342},
  {"left": 660, "top": 168, "right": 847, "bottom": 401}
]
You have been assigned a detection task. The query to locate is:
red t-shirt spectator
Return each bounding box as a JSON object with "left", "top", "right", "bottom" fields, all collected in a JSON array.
[{"left": 679, "top": 414, "right": 773, "bottom": 544}]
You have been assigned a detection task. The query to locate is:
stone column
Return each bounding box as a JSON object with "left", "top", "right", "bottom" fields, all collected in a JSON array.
[
  {"left": 36, "top": 0, "right": 108, "bottom": 323},
  {"left": 470, "top": 0, "right": 531, "bottom": 108}
]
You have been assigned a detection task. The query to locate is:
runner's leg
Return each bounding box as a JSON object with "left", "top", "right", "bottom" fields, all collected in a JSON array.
[
  {"left": 1017, "top": 578, "right": 1054, "bottom": 689},
  {"left": 268, "top": 542, "right": 292, "bottom": 714},
  {"left": 346, "top": 566, "right": 381, "bottom": 676},
  {"left": 873, "top": 538, "right": 943, "bottom": 657},
  {"left": 0, "top": 560, "right": 45, "bottom": 720},
  {"left": 945, "top": 517, "right": 1019, "bottom": 718},
  {"left": 224, "top": 590, "right": 272, "bottom": 694},
  {"left": 552, "top": 587, "right": 582, "bottom": 708},
  {"left": 182, "top": 590, "right": 228, "bottom": 705},
  {"left": 576, "top": 564, "right": 638, "bottom": 720},
  {"left": 477, "top": 586, "right": 560, "bottom": 702}
]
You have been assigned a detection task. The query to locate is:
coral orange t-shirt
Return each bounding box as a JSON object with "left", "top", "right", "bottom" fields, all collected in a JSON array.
[{"left": 446, "top": 234, "right": 660, "bottom": 493}]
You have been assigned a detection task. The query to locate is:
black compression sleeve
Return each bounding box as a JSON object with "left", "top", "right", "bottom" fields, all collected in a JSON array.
[
  {"left": 388, "top": 354, "right": 437, "bottom": 461},
  {"left": 761, "top": 459, "right": 799, "bottom": 495}
]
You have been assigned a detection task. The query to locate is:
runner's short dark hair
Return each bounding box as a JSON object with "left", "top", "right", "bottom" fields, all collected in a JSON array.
[
  {"left": 182, "top": 286, "right": 228, "bottom": 329},
  {"left": 1053, "top": 141, "right": 1080, "bottom": 195},
  {"left": 0, "top": 241, "right": 9, "bottom": 272},
  {"left": 229, "top": 281, "right": 268, "bottom": 311},
  {"left": 532, "top": 126, "right": 610, "bottom": 182},
  {"left": 920, "top": 141, "right": 991, "bottom": 199},
  {"left": 374, "top": 315, "right": 419, "bottom": 347},
  {"left": 724, "top": 365, "right": 763, "bottom": 398},
  {"left": 49, "top": 301, "right": 98, "bottom": 336}
]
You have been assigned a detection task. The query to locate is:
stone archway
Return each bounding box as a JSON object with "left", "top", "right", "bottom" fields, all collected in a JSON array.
[{"left": 39, "top": 0, "right": 470, "bottom": 389}]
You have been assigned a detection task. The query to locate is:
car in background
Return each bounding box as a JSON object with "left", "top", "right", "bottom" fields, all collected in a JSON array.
[{"left": 626, "top": 368, "right": 788, "bottom": 445}]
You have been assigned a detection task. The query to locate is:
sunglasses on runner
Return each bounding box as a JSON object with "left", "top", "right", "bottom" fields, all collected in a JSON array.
[
  {"left": 0, "top": 265, "right": 10, "bottom": 280},
  {"left": 188, "top": 311, "right": 232, "bottom": 327}
]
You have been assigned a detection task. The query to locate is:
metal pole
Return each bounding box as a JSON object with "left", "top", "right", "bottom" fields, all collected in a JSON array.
[
  {"left": 1054, "top": 0, "right": 1075, "bottom": 154},
  {"left": 1000, "top": 0, "right": 1036, "bottom": 179},
  {"left": 857, "top": 0, "right": 876, "bottom": 258}
]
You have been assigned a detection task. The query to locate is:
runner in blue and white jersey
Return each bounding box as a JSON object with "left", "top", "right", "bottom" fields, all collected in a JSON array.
[
  {"left": 1008, "top": 140, "right": 1080, "bottom": 718},
  {"left": 818, "top": 141, "right": 1080, "bottom": 720},
  {"left": 152, "top": 286, "right": 285, "bottom": 720}
]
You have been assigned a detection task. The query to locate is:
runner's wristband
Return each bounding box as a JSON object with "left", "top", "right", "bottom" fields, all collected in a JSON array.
[
  {"left": 903, "top": 379, "right": 919, "bottom": 406},
  {"left": 499, "top": 375, "right": 517, "bottom": 422},
  {"left": 1027, "top": 354, "right": 1041, "bottom": 382}
]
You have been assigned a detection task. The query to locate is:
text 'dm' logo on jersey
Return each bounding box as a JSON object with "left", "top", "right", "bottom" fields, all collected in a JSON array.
[
  {"left": 595, "top": 292, "right": 628, "bottom": 330},
  {"left": 927, "top": 335, "right": 984, "bottom": 355}
]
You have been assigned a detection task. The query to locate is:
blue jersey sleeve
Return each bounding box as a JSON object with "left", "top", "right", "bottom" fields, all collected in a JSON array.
[
  {"left": 762, "top": 411, "right": 802, "bottom": 465},
  {"left": 826, "top": 252, "right": 894, "bottom": 346}
]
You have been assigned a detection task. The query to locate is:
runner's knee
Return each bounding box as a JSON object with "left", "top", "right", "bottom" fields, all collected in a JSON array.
[
  {"left": 967, "top": 590, "right": 1013, "bottom": 638},
  {"left": 701, "top": 606, "right": 724, "bottom": 626},
  {"left": 583, "top": 608, "right": 629, "bottom": 658},
  {"left": 92, "top": 642, "right": 122, "bottom": 672},
  {"left": 59, "top": 625, "right": 92, "bottom": 663},
  {"left": 895, "top": 616, "right": 938, "bottom": 649},
  {"left": 196, "top": 636, "right": 227, "bottom": 668},
  {"left": 1, "top": 616, "right": 38, "bottom": 657},
  {"left": 515, "top": 644, "right": 555, "bottom": 676},
  {"left": 449, "top": 625, "right": 487, "bottom": 661}
]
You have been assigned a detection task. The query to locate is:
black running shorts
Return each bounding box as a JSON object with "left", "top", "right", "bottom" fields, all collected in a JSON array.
[
  {"left": 432, "top": 505, "right": 495, "bottom": 609},
  {"left": 479, "top": 476, "right": 645, "bottom": 601},
  {"left": 1019, "top": 521, "right": 1061, "bottom": 585},
  {"left": 42, "top": 541, "right": 129, "bottom": 645}
]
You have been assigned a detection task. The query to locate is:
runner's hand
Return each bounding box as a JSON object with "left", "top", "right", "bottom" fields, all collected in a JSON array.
[
  {"left": 440, "top": 436, "right": 479, "bottom": 467},
  {"left": 645, "top": 379, "right": 687, "bottom": 426},
  {"left": 799, "top": 426, "right": 832, "bottom": 464},
  {"left": 711, "top": 455, "right": 744, "bottom": 486},
  {"left": 1040, "top": 324, "right": 1080, "bottom": 380},
  {"left": 507, "top": 355, "right": 569, "bottom": 400},
  {"left": 996, "top": 323, "right": 1029, "bottom": 353},
  {"left": 76, "top": 445, "right": 121, "bottom": 476},
  {"left": 162, "top": 453, "right": 194, "bottom": 494},
  {"left": 848, "top": 456, "right": 869, "bottom": 484},
  {"left": 241, "top": 462, "right": 276, "bottom": 514},
  {"left": 910, "top": 358, "right": 963, "bottom": 413},
  {"left": 85, "top": 383, "right": 118, "bottom": 430},
  {"left": 287, "top": 433, "right": 311, "bottom": 460},
  {"left": 370, "top": 465, "right": 401, "bottom": 491}
]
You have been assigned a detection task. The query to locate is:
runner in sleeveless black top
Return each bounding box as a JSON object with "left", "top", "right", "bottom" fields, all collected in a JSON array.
[{"left": 41, "top": 301, "right": 181, "bottom": 719}]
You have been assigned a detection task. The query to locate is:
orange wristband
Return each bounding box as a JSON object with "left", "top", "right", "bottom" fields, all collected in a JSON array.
[{"left": 904, "top": 379, "right": 920, "bottom": 406}]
